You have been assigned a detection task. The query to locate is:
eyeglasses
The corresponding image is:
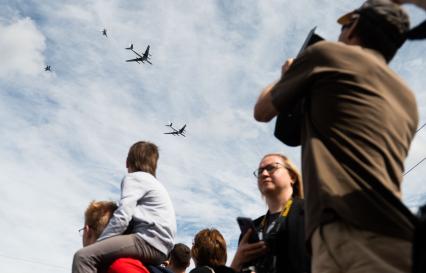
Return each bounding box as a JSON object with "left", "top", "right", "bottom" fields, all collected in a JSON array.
[
  {"left": 78, "top": 227, "right": 85, "bottom": 236},
  {"left": 253, "top": 162, "right": 285, "bottom": 178}
]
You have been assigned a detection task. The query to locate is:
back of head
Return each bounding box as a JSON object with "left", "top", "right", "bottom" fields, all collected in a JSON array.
[
  {"left": 169, "top": 243, "right": 191, "bottom": 270},
  {"left": 126, "top": 141, "right": 159, "bottom": 176},
  {"left": 191, "top": 228, "right": 227, "bottom": 267},
  {"left": 85, "top": 200, "right": 117, "bottom": 239},
  {"left": 338, "top": 0, "right": 410, "bottom": 62}
]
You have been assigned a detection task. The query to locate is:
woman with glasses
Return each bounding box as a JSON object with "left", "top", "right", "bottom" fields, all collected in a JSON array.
[{"left": 230, "top": 153, "right": 310, "bottom": 273}]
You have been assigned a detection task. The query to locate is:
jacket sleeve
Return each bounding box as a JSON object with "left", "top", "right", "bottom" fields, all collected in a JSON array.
[
  {"left": 269, "top": 47, "right": 316, "bottom": 115},
  {"left": 98, "top": 174, "right": 147, "bottom": 241}
]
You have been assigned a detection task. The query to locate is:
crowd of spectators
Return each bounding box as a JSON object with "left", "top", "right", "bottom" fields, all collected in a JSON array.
[{"left": 72, "top": 1, "right": 425, "bottom": 273}]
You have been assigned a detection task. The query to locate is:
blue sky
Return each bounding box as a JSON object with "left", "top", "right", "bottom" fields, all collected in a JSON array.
[{"left": 0, "top": 0, "right": 425, "bottom": 272}]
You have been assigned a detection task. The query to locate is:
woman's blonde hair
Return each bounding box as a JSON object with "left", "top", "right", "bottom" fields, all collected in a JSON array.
[{"left": 261, "top": 153, "right": 303, "bottom": 198}]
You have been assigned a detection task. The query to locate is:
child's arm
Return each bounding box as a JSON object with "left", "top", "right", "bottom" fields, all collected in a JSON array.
[{"left": 97, "top": 174, "right": 147, "bottom": 241}]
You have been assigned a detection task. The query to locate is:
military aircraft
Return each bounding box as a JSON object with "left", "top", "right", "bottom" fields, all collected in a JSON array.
[
  {"left": 164, "top": 123, "right": 186, "bottom": 137},
  {"left": 102, "top": 29, "right": 107, "bottom": 37},
  {"left": 45, "top": 65, "right": 51, "bottom": 71},
  {"left": 125, "top": 44, "right": 152, "bottom": 65}
]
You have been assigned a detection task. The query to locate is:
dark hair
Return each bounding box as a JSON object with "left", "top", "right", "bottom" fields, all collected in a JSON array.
[
  {"left": 353, "top": 15, "right": 400, "bottom": 62},
  {"left": 126, "top": 141, "right": 159, "bottom": 176},
  {"left": 350, "top": 0, "right": 410, "bottom": 62},
  {"left": 169, "top": 243, "right": 191, "bottom": 270},
  {"left": 191, "top": 228, "right": 227, "bottom": 267}
]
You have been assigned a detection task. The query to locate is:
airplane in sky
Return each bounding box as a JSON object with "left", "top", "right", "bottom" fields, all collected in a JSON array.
[
  {"left": 102, "top": 29, "right": 107, "bottom": 37},
  {"left": 44, "top": 65, "right": 51, "bottom": 71},
  {"left": 125, "top": 44, "right": 152, "bottom": 65},
  {"left": 164, "top": 123, "right": 186, "bottom": 137}
]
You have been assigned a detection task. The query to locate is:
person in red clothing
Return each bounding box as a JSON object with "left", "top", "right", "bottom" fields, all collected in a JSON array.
[
  {"left": 79, "top": 200, "right": 149, "bottom": 273},
  {"left": 108, "top": 258, "right": 149, "bottom": 273}
]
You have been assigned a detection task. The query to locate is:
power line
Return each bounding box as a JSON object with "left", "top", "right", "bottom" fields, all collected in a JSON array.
[
  {"left": 402, "top": 123, "right": 426, "bottom": 177},
  {"left": 0, "top": 253, "right": 67, "bottom": 271},
  {"left": 416, "top": 122, "right": 426, "bottom": 133},
  {"left": 403, "top": 157, "right": 426, "bottom": 177}
]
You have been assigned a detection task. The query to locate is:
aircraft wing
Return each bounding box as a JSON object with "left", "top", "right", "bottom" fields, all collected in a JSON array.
[
  {"left": 131, "top": 49, "right": 144, "bottom": 58},
  {"left": 126, "top": 58, "right": 141, "bottom": 62}
]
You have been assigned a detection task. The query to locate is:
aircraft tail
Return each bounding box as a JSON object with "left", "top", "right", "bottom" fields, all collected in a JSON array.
[{"left": 126, "top": 44, "right": 134, "bottom": 50}]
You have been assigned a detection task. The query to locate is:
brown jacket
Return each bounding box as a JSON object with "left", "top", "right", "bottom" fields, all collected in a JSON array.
[{"left": 271, "top": 41, "right": 418, "bottom": 241}]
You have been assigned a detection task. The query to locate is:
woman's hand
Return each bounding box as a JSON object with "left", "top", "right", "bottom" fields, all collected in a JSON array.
[{"left": 230, "top": 229, "right": 268, "bottom": 272}]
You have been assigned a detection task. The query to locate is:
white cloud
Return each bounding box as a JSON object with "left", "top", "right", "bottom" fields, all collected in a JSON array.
[{"left": 0, "top": 17, "right": 46, "bottom": 79}]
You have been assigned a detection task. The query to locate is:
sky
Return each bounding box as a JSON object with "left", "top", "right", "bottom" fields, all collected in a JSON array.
[{"left": 0, "top": 0, "right": 425, "bottom": 272}]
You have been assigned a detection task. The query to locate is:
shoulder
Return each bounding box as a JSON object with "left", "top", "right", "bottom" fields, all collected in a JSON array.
[
  {"left": 302, "top": 40, "right": 374, "bottom": 66},
  {"left": 126, "top": 171, "right": 156, "bottom": 181},
  {"left": 292, "top": 197, "right": 305, "bottom": 208},
  {"left": 212, "top": 265, "right": 237, "bottom": 273},
  {"left": 306, "top": 41, "right": 386, "bottom": 68},
  {"left": 290, "top": 198, "right": 305, "bottom": 217},
  {"left": 301, "top": 41, "right": 343, "bottom": 59},
  {"left": 147, "top": 265, "right": 174, "bottom": 273},
  {"left": 253, "top": 214, "right": 265, "bottom": 227},
  {"left": 190, "top": 266, "right": 215, "bottom": 273},
  {"left": 285, "top": 41, "right": 352, "bottom": 75},
  {"left": 307, "top": 40, "right": 354, "bottom": 56},
  {"left": 124, "top": 172, "right": 161, "bottom": 186}
]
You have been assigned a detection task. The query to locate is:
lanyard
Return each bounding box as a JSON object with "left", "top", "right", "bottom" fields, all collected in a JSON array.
[{"left": 259, "top": 198, "right": 293, "bottom": 234}]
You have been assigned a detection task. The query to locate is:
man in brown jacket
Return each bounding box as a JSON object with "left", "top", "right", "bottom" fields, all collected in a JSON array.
[{"left": 254, "top": 1, "right": 418, "bottom": 272}]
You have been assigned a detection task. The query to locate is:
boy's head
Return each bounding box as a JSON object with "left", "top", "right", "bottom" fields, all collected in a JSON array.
[
  {"left": 126, "top": 141, "right": 159, "bottom": 176},
  {"left": 82, "top": 200, "right": 117, "bottom": 246},
  {"left": 191, "top": 228, "right": 227, "bottom": 267},
  {"left": 168, "top": 243, "right": 191, "bottom": 271}
]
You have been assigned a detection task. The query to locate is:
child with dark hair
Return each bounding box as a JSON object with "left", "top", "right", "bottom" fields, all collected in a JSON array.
[
  {"left": 73, "top": 141, "right": 176, "bottom": 273},
  {"left": 167, "top": 243, "right": 191, "bottom": 273}
]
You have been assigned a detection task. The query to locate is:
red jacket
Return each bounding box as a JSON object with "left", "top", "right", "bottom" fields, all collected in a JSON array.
[{"left": 108, "top": 258, "right": 149, "bottom": 273}]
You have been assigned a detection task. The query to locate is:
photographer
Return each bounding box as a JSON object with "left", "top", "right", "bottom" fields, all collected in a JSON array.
[
  {"left": 254, "top": 1, "right": 417, "bottom": 272},
  {"left": 230, "top": 154, "right": 310, "bottom": 273}
]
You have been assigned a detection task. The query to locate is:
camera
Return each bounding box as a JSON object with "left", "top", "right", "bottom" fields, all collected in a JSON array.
[
  {"left": 255, "top": 232, "right": 280, "bottom": 273},
  {"left": 254, "top": 224, "right": 282, "bottom": 273}
]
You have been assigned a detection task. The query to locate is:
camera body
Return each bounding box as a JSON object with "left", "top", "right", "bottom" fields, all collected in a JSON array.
[{"left": 254, "top": 219, "right": 285, "bottom": 273}]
